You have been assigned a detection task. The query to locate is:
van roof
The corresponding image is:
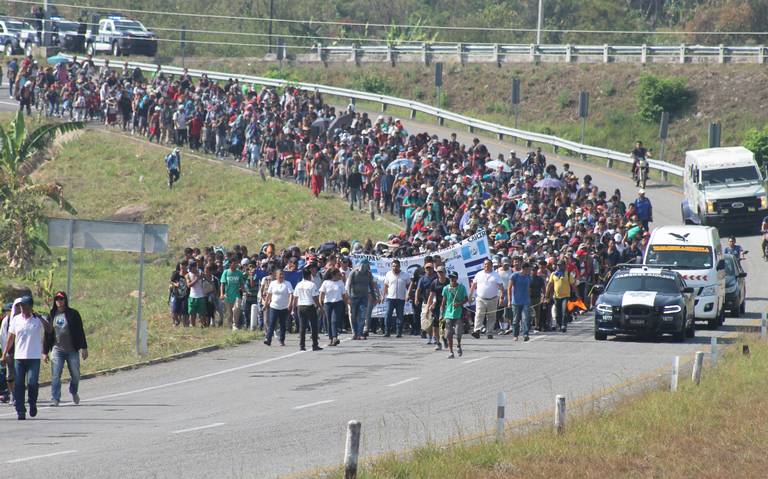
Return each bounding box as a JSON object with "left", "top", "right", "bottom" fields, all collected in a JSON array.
[
  {"left": 648, "top": 225, "right": 717, "bottom": 246},
  {"left": 686, "top": 146, "right": 755, "bottom": 169}
]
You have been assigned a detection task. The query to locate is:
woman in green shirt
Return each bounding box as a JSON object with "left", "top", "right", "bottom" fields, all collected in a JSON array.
[{"left": 441, "top": 271, "right": 468, "bottom": 359}]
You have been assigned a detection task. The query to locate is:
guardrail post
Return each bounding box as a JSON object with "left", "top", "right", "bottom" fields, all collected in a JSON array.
[
  {"left": 670, "top": 355, "right": 680, "bottom": 392},
  {"left": 344, "top": 420, "right": 361, "bottom": 479},
  {"left": 661, "top": 170, "right": 669, "bottom": 182},
  {"left": 410, "top": 109, "right": 416, "bottom": 119},
  {"left": 352, "top": 42, "right": 360, "bottom": 65},
  {"left": 497, "top": 133, "right": 503, "bottom": 140},
  {"left": 468, "top": 124, "right": 474, "bottom": 133},
  {"left": 387, "top": 44, "right": 395, "bottom": 67},
  {"left": 759, "top": 46, "right": 766, "bottom": 64},
  {"left": 603, "top": 44, "right": 610, "bottom": 63},
  {"left": 494, "top": 43, "right": 501, "bottom": 66},
  {"left": 710, "top": 337, "right": 718, "bottom": 366},
  {"left": 565, "top": 44, "right": 573, "bottom": 63},
  {"left": 438, "top": 117, "right": 445, "bottom": 126},
  {"left": 692, "top": 351, "right": 704, "bottom": 385},
  {"left": 606, "top": 158, "right": 614, "bottom": 168},
  {"left": 641, "top": 44, "right": 648, "bottom": 64},
  {"left": 761, "top": 313, "right": 767, "bottom": 339},
  {"left": 457, "top": 42, "right": 464, "bottom": 64},
  {"left": 380, "top": 102, "right": 387, "bottom": 113},
  {"left": 496, "top": 392, "right": 506, "bottom": 442},
  {"left": 250, "top": 303, "right": 259, "bottom": 331},
  {"left": 679, "top": 43, "right": 687, "bottom": 64},
  {"left": 553, "top": 145, "right": 558, "bottom": 154},
  {"left": 529, "top": 44, "right": 538, "bottom": 64},
  {"left": 555, "top": 395, "right": 566, "bottom": 434},
  {"left": 317, "top": 42, "right": 326, "bottom": 63},
  {"left": 718, "top": 44, "right": 726, "bottom": 64},
  {"left": 422, "top": 43, "right": 429, "bottom": 65}
]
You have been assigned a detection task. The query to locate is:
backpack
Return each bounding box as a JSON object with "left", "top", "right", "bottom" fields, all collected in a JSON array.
[{"left": 175, "top": 277, "right": 189, "bottom": 298}]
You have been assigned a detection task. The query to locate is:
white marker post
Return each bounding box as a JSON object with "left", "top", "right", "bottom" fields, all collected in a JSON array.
[
  {"left": 344, "top": 420, "right": 361, "bottom": 479},
  {"left": 692, "top": 351, "right": 704, "bottom": 385},
  {"left": 670, "top": 355, "right": 680, "bottom": 392},
  {"left": 555, "top": 395, "right": 566, "bottom": 435},
  {"left": 762, "top": 313, "right": 767, "bottom": 340},
  {"left": 710, "top": 337, "right": 718, "bottom": 367},
  {"left": 496, "top": 392, "right": 506, "bottom": 442},
  {"left": 250, "top": 303, "right": 259, "bottom": 331}
]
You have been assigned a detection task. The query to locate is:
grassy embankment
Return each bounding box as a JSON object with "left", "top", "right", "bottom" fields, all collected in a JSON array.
[
  {"left": 329, "top": 337, "right": 768, "bottom": 478},
  {"left": 22, "top": 128, "right": 397, "bottom": 376}
]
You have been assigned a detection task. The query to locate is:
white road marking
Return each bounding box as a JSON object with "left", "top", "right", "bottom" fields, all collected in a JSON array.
[
  {"left": 6, "top": 450, "right": 77, "bottom": 464},
  {"left": 292, "top": 399, "right": 336, "bottom": 410},
  {"left": 387, "top": 377, "right": 419, "bottom": 387},
  {"left": 462, "top": 356, "right": 489, "bottom": 364},
  {"left": 171, "top": 422, "right": 226, "bottom": 434}
]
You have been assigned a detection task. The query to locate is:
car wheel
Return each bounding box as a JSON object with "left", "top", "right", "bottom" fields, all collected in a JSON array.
[
  {"left": 4, "top": 42, "right": 12, "bottom": 56},
  {"left": 594, "top": 331, "right": 607, "bottom": 341},
  {"left": 112, "top": 42, "right": 120, "bottom": 56}
]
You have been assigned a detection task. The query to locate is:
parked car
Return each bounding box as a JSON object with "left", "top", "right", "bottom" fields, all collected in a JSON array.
[
  {"left": 723, "top": 254, "right": 747, "bottom": 317},
  {"left": 84, "top": 14, "right": 157, "bottom": 57},
  {"left": 0, "top": 18, "right": 37, "bottom": 55},
  {"left": 50, "top": 15, "right": 86, "bottom": 52}
]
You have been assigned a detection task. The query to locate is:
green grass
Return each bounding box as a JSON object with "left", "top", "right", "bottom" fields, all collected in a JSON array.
[
  {"left": 327, "top": 337, "right": 768, "bottom": 478},
  {"left": 9, "top": 128, "right": 398, "bottom": 376}
]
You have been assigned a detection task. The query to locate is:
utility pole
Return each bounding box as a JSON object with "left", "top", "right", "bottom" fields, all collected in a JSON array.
[
  {"left": 536, "top": 0, "right": 543, "bottom": 45},
  {"left": 268, "top": 0, "right": 274, "bottom": 53}
]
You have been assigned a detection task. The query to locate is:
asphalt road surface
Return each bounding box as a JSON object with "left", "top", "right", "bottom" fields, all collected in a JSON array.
[{"left": 2, "top": 98, "right": 765, "bottom": 479}]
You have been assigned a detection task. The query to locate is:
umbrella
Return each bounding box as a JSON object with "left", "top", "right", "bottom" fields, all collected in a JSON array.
[
  {"left": 47, "top": 54, "right": 70, "bottom": 65},
  {"left": 534, "top": 177, "right": 563, "bottom": 189},
  {"left": 386, "top": 158, "right": 414, "bottom": 171},
  {"left": 485, "top": 160, "right": 512, "bottom": 173}
]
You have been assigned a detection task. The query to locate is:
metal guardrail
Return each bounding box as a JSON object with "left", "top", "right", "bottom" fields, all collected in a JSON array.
[
  {"left": 311, "top": 43, "right": 767, "bottom": 65},
  {"left": 73, "top": 56, "right": 684, "bottom": 179}
]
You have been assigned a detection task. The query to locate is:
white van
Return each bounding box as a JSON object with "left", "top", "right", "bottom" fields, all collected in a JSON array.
[
  {"left": 643, "top": 225, "right": 726, "bottom": 329},
  {"left": 682, "top": 146, "right": 768, "bottom": 228}
]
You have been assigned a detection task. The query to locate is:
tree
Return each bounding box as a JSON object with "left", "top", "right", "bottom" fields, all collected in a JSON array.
[
  {"left": 744, "top": 125, "right": 768, "bottom": 167},
  {"left": 635, "top": 73, "right": 695, "bottom": 122},
  {"left": 0, "top": 111, "right": 83, "bottom": 272}
]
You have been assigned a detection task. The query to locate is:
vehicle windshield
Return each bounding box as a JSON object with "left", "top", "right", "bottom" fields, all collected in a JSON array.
[
  {"left": 56, "top": 22, "right": 79, "bottom": 33},
  {"left": 114, "top": 20, "right": 146, "bottom": 32},
  {"left": 5, "top": 21, "right": 25, "bottom": 32},
  {"left": 645, "top": 245, "right": 713, "bottom": 269},
  {"left": 701, "top": 166, "right": 761, "bottom": 188},
  {"left": 606, "top": 275, "right": 680, "bottom": 294}
]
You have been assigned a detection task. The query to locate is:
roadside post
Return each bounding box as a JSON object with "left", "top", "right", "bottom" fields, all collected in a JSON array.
[
  {"left": 658, "top": 111, "right": 669, "bottom": 164},
  {"left": 692, "top": 351, "right": 704, "bottom": 385},
  {"left": 250, "top": 303, "right": 259, "bottom": 331},
  {"left": 670, "top": 355, "right": 680, "bottom": 392},
  {"left": 496, "top": 392, "right": 506, "bottom": 442},
  {"left": 555, "top": 395, "right": 566, "bottom": 435},
  {"left": 48, "top": 218, "right": 169, "bottom": 356},
  {"left": 578, "top": 91, "right": 589, "bottom": 144},
  {"left": 761, "top": 313, "right": 767, "bottom": 340},
  {"left": 710, "top": 337, "right": 718, "bottom": 366},
  {"left": 434, "top": 62, "right": 443, "bottom": 114},
  {"left": 344, "top": 420, "right": 362, "bottom": 479},
  {"left": 511, "top": 78, "right": 521, "bottom": 129}
]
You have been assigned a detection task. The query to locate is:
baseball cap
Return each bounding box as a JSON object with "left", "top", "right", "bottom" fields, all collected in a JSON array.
[
  {"left": 638, "top": 188, "right": 646, "bottom": 194},
  {"left": 448, "top": 271, "right": 459, "bottom": 279},
  {"left": 240, "top": 258, "right": 250, "bottom": 266},
  {"left": 436, "top": 265, "right": 446, "bottom": 272},
  {"left": 19, "top": 295, "right": 33, "bottom": 306}
]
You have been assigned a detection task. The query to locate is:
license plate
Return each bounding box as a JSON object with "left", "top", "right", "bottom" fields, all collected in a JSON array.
[{"left": 630, "top": 319, "right": 645, "bottom": 325}]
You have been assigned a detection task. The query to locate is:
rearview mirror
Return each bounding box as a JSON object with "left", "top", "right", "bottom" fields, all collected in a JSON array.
[
  {"left": 682, "top": 287, "right": 694, "bottom": 294},
  {"left": 716, "top": 259, "right": 725, "bottom": 270}
]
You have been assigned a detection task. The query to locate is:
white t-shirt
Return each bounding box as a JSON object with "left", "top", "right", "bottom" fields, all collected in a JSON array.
[
  {"left": 267, "top": 281, "right": 294, "bottom": 310},
  {"left": 474, "top": 270, "right": 503, "bottom": 299},
  {"left": 497, "top": 268, "right": 513, "bottom": 291},
  {"left": 9, "top": 313, "right": 45, "bottom": 360},
  {"left": 384, "top": 270, "right": 409, "bottom": 300},
  {"left": 294, "top": 279, "right": 319, "bottom": 306},
  {"left": 187, "top": 271, "right": 205, "bottom": 298},
  {"left": 319, "top": 280, "right": 346, "bottom": 303}
]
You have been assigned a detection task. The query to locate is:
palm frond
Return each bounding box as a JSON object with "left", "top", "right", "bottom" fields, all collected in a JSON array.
[
  {"left": 29, "top": 235, "right": 51, "bottom": 255},
  {"left": 0, "top": 124, "right": 15, "bottom": 176},
  {"left": 18, "top": 121, "right": 84, "bottom": 163},
  {"left": 10, "top": 109, "right": 25, "bottom": 151}
]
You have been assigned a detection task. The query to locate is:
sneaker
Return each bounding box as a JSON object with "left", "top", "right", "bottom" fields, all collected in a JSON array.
[
  {"left": 426, "top": 338, "right": 434, "bottom": 345},
  {"left": 312, "top": 346, "right": 323, "bottom": 351},
  {"left": 447, "top": 352, "right": 455, "bottom": 359},
  {"left": 51, "top": 400, "right": 60, "bottom": 407},
  {"left": 328, "top": 341, "right": 335, "bottom": 347},
  {"left": 300, "top": 347, "right": 306, "bottom": 351},
  {"left": 524, "top": 335, "right": 530, "bottom": 342},
  {"left": 457, "top": 346, "right": 463, "bottom": 357},
  {"left": 396, "top": 334, "right": 402, "bottom": 338},
  {"left": 30, "top": 404, "right": 37, "bottom": 417},
  {"left": 434, "top": 343, "right": 443, "bottom": 351},
  {"left": 561, "top": 327, "right": 567, "bottom": 333},
  {"left": 471, "top": 331, "right": 481, "bottom": 339},
  {"left": 17, "top": 413, "right": 25, "bottom": 420},
  {"left": 263, "top": 340, "right": 271, "bottom": 346},
  {"left": 72, "top": 394, "right": 80, "bottom": 405}
]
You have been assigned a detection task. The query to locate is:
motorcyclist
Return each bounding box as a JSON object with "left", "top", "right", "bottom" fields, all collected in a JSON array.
[
  {"left": 724, "top": 236, "right": 746, "bottom": 261},
  {"left": 630, "top": 141, "right": 649, "bottom": 187},
  {"left": 165, "top": 147, "right": 181, "bottom": 188}
]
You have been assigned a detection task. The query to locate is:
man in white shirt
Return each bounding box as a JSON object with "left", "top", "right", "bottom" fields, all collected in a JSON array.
[
  {"left": 383, "top": 259, "right": 410, "bottom": 338},
  {"left": 496, "top": 257, "right": 514, "bottom": 333},
  {"left": 470, "top": 259, "right": 504, "bottom": 339},
  {"left": 292, "top": 269, "right": 323, "bottom": 351}
]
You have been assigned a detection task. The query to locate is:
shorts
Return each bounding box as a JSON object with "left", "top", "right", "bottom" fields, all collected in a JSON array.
[
  {"left": 171, "top": 295, "right": 189, "bottom": 315},
  {"left": 444, "top": 317, "right": 462, "bottom": 339},
  {"left": 188, "top": 297, "right": 208, "bottom": 315}
]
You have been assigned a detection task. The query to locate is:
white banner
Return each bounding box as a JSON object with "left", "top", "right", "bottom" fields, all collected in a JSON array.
[{"left": 351, "top": 231, "right": 491, "bottom": 317}]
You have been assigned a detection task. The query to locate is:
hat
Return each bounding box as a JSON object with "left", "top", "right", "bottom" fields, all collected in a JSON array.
[
  {"left": 340, "top": 247, "right": 350, "bottom": 254},
  {"left": 638, "top": 188, "right": 646, "bottom": 195},
  {"left": 54, "top": 291, "right": 67, "bottom": 300},
  {"left": 19, "top": 295, "right": 33, "bottom": 306},
  {"left": 240, "top": 258, "right": 250, "bottom": 266},
  {"left": 502, "top": 257, "right": 511, "bottom": 265},
  {"left": 435, "top": 265, "right": 446, "bottom": 272},
  {"left": 448, "top": 271, "right": 459, "bottom": 279}
]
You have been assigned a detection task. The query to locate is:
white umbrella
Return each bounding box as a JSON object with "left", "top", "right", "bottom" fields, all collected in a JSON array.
[{"left": 485, "top": 160, "right": 512, "bottom": 173}]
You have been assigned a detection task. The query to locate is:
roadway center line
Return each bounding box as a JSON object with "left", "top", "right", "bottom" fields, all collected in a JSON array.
[
  {"left": 171, "top": 422, "right": 226, "bottom": 434},
  {"left": 387, "top": 377, "right": 419, "bottom": 387},
  {"left": 6, "top": 450, "right": 77, "bottom": 464},
  {"left": 462, "top": 356, "right": 489, "bottom": 364},
  {"left": 292, "top": 399, "right": 336, "bottom": 410}
]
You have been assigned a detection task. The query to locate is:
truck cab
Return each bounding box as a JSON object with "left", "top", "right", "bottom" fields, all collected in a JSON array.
[
  {"left": 682, "top": 146, "right": 768, "bottom": 229},
  {"left": 84, "top": 15, "right": 157, "bottom": 57},
  {"left": 0, "top": 18, "right": 37, "bottom": 56}
]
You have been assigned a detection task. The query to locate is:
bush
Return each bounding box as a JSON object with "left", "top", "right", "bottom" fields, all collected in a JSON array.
[
  {"left": 348, "top": 73, "right": 394, "bottom": 95},
  {"left": 635, "top": 74, "right": 694, "bottom": 122},
  {"left": 556, "top": 91, "right": 572, "bottom": 109},
  {"left": 744, "top": 126, "right": 768, "bottom": 166}
]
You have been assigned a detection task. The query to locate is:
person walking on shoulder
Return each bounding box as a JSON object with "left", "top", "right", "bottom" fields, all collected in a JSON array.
[
  {"left": 293, "top": 268, "right": 323, "bottom": 351},
  {"left": 470, "top": 259, "right": 504, "bottom": 339},
  {"left": 441, "top": 271, "right": 468, "bottom": 359},
  {"left": 508, "top": 262, "right": 533, "bottom": 341},
  {"left": 44, "top": 291, "right": 88, "bottom": 407}
]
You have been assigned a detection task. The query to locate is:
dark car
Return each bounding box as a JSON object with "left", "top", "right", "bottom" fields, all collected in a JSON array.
[
  {"left": 50, "top": 16, "right": 86, "bottom": 53},
  {"left": 594, "top": 266, "right": 696, "bottom": 341},
  {"left": 723, "top": 254, "right": 747, "bottom": 317}
]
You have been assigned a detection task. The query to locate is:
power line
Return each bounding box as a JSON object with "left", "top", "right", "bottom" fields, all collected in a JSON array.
[{"left": 9, "top": 0, "right": 768, "bottom": 36}]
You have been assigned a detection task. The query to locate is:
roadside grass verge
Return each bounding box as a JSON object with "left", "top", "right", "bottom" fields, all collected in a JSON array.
[
  {"left": 329, "top": 337, "right": 768, "bottom": 478},
  {"left": 13, "top": 128, "right": 397, "bottom": 378}
]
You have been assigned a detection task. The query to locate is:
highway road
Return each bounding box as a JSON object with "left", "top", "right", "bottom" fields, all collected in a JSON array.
[{"left": 2, "top": 99, "right": 765, "bottom": 479}]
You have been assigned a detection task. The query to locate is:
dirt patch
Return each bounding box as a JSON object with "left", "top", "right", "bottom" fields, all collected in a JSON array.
[{"left": 111, "top": 203, "right": 150, "bottom": 222}]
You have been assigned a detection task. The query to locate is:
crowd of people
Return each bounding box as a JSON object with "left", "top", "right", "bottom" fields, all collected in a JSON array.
[{"left": 1, "top": 55, "right": 659, "bottom": 417}]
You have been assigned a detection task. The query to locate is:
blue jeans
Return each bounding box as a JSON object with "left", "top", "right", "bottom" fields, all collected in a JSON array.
[
  {"left": 266, "top": 308, "right": 289, "bottom": 344},
  {"left": 14, "top": 359, "right": 40, "bottom": 415},
  {"left": 51, "top": 349, "right": 81, "bottom": 402},
  {"left": 0, "top": 362, "right": 7, "bottom": 398},
  {"left": 385, "top": 298, "right": 405, "bottom": 335},
  {"left": 349, "top": 187, "right": 361, "bottom": 210},
  {"left": 349, "top": 296, "right": 368, "bottom": 337},
  {"left": 324, "top": 301, "right": 345, "bottom": 339},
  {"left": 512, "top": 304, "right": 531, "bottom": 337}
]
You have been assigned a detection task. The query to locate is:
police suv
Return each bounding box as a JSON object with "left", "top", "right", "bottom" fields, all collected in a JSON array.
[
  {"left": 594, "top": 265, "right": 695, "bottom": 341},
  {"left": 0, "top": 18, "right": 37, "bottom": 56},
  {"left": 84, "top": 14, "right": 157, "bottom": 57}
]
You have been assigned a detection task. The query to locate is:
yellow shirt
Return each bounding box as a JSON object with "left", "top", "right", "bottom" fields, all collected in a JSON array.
[{"left": 549, "top": 271, "right": 575, "bottom": 299}]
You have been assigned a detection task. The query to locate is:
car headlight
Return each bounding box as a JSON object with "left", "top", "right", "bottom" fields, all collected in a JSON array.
[
  {"left": 760, "top": 195, "right": 768, "bottom": 210},
  {"left": 596, "top": 303, "right": 613, "bottom": 314},
  {"left": 663, "top": 305, "right": 682, "bottom": 314},
  {"left": 706, "top": 200, "right": 716, "bottom": 213},
  {"left": 700, "top": 285, "right": 717, "bottom": 296}
]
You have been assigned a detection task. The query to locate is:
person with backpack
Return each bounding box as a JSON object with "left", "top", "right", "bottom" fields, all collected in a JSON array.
[
  {"left": 44, "top": 292, "right": 88, "bottom": 407},
  {"left": 1, "top": 296, "right": 53, "bottom": 420},
  {"left": 165, "top": 147, "right": 181, "bottom": 189},
  {"left": 170, "top": 262, "right": 190, "bottom": 327}
]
